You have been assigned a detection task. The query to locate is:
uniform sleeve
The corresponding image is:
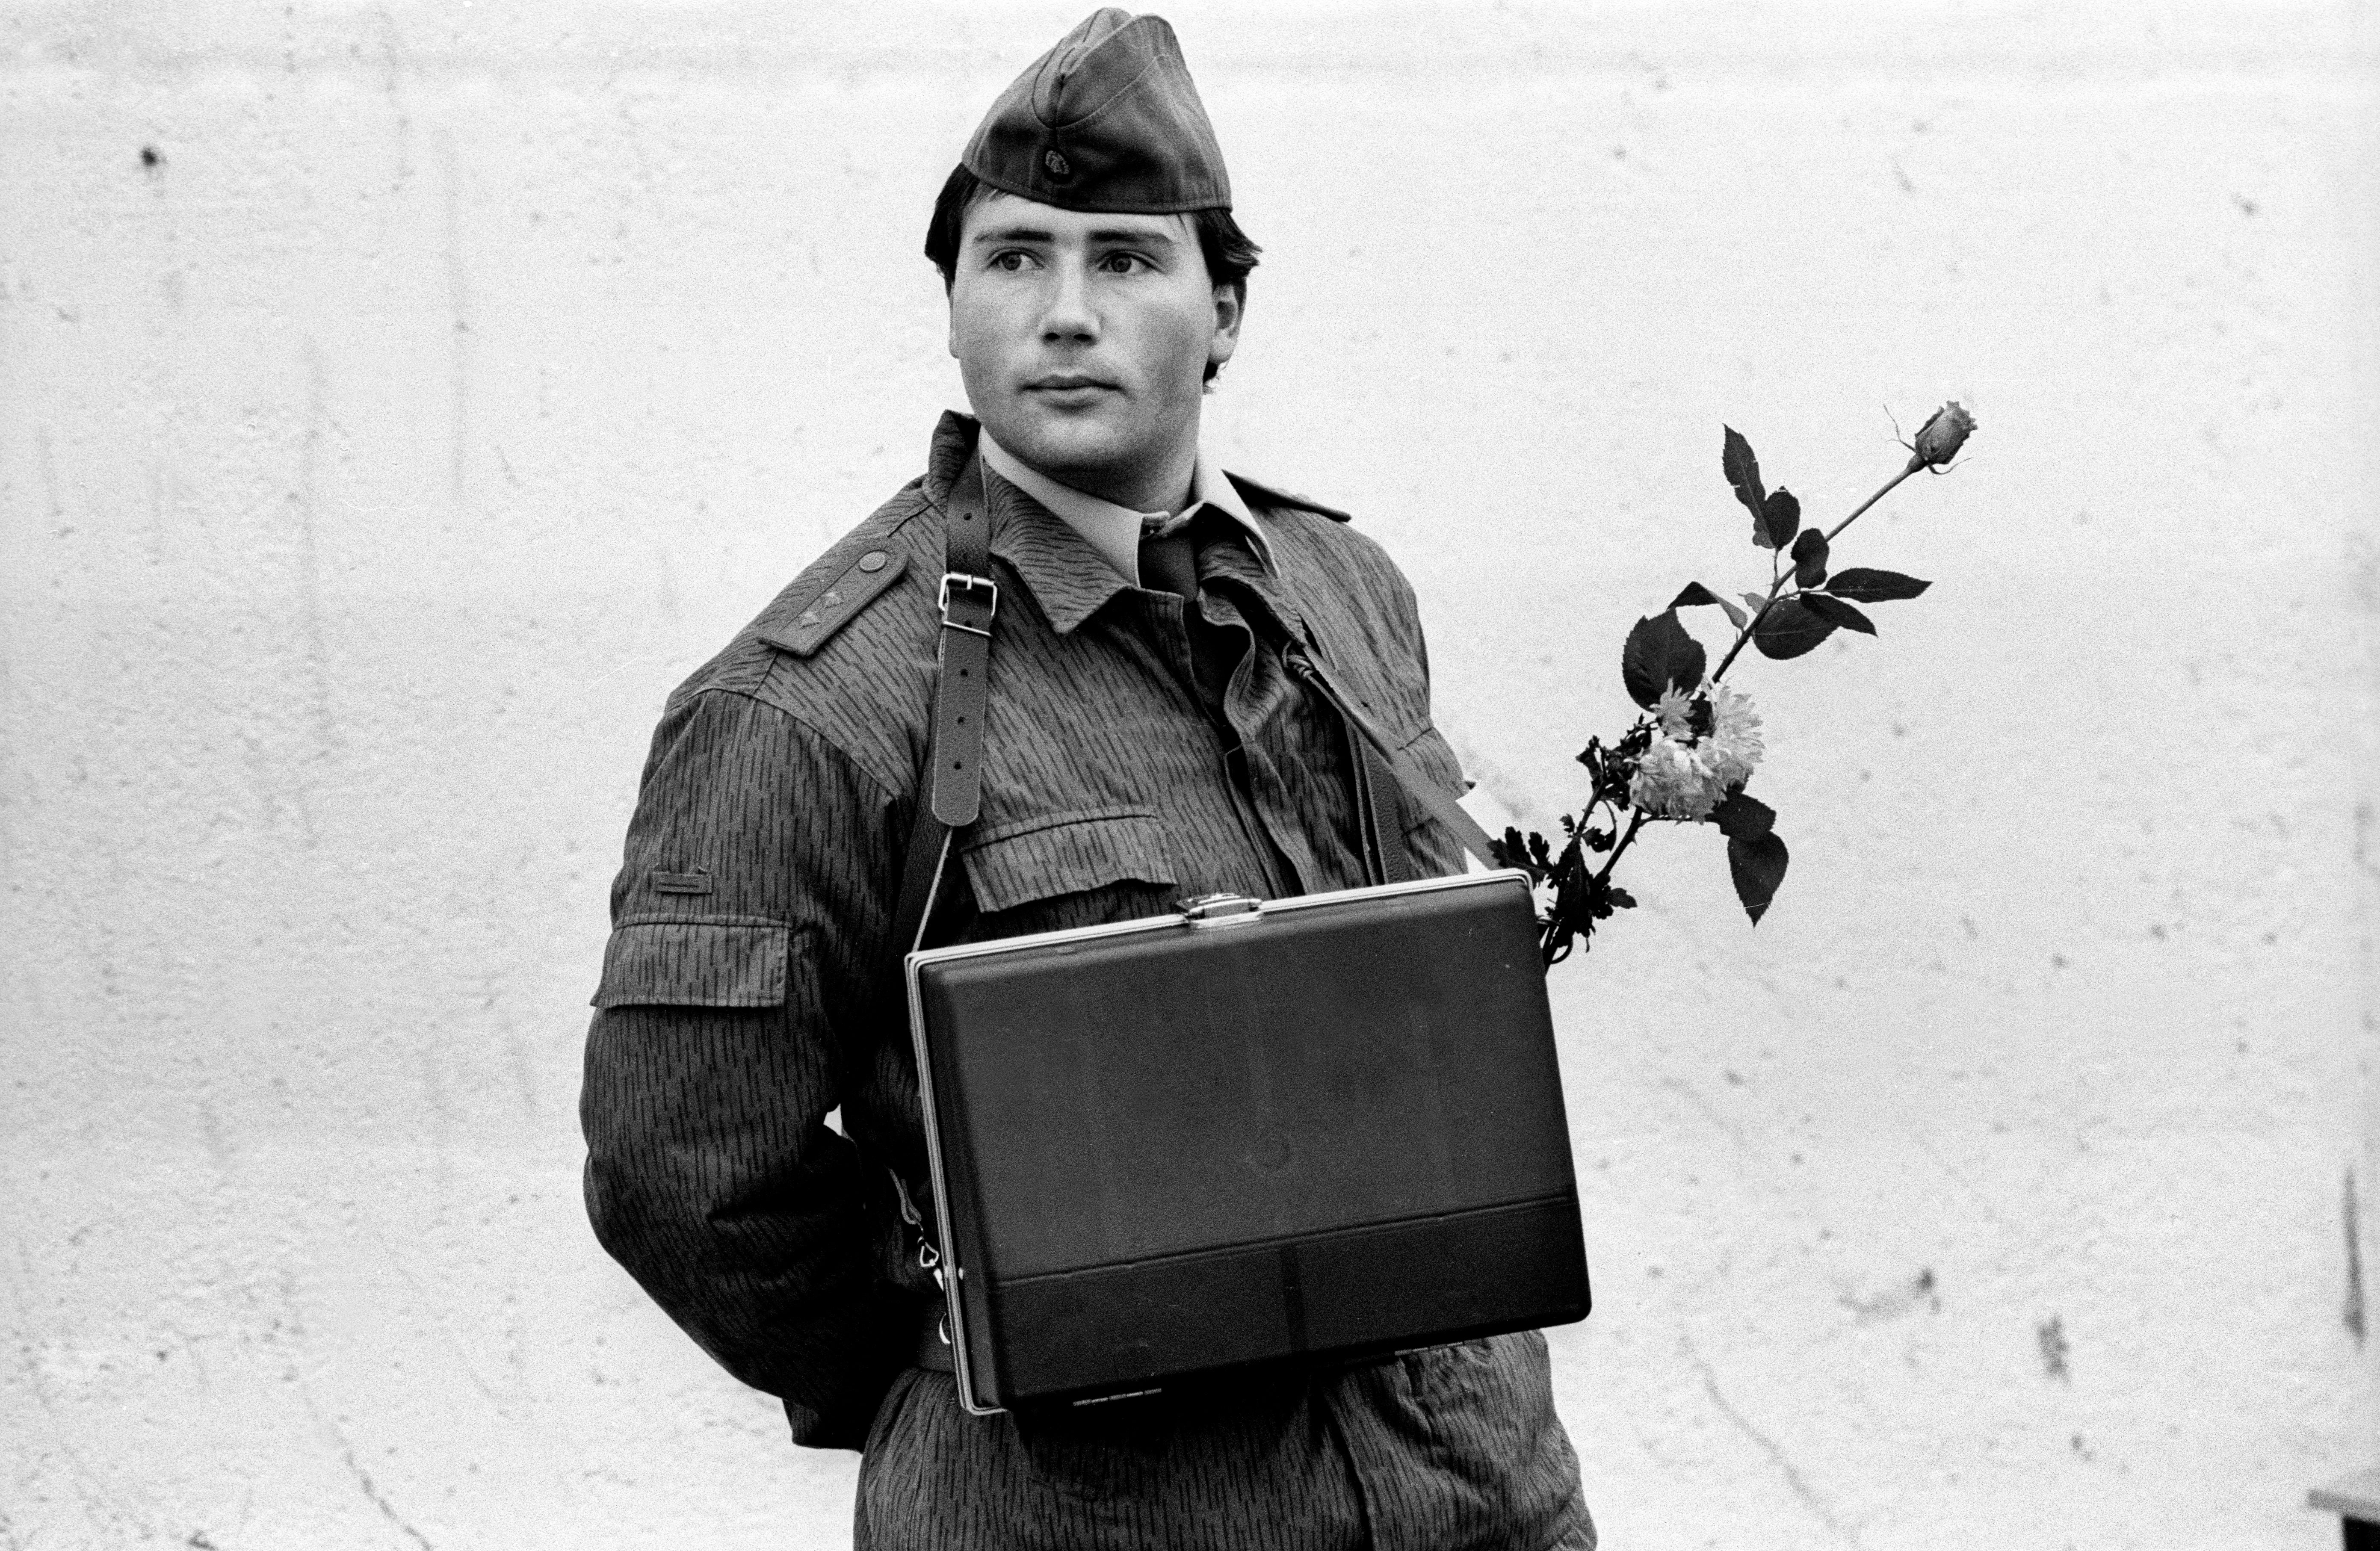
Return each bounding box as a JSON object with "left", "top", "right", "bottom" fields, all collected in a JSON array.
[{"left": 579, "top": 684, "right": 917, "bottom": 1449}]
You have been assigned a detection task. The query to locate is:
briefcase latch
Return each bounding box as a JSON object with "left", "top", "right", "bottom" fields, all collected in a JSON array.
[{"left": 1179, "top": 892, "right": 1263, "bottom": 925}]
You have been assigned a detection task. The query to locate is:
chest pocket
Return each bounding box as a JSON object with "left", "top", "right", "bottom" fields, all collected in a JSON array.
[{"left": 958, "top": 807, "right": 1178, "bottom": 941}]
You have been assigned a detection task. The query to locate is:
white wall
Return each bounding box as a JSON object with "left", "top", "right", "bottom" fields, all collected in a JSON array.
[{"left": 3, "top": 3, "right": 2374, "bottom": 1546}]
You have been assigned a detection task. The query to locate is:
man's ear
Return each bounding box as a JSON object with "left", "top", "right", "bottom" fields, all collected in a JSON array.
[{"left": 1208, "top": 280, "right": 1245, "bottom": 372}]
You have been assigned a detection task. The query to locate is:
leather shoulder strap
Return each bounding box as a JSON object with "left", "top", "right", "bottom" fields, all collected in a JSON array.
[
  {"left": 890, "top": 455, "right": 993, "bottom": 958},
  {"left": 1353, "top": 739, "right": 1416, "bottom": 886}
]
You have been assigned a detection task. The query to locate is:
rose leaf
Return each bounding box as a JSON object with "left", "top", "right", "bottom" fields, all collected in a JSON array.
[
  {"left": 1723, "top": 426, "right": 1768, "bottom": 541},
  {"left": 1751, "top": 597, "right": 1837, "bottom": 659},
  {"left": 1710, "top": 789, "right": 1776, "bottom": 843},
  {"left": 1825, "top": 567, "right": 1933, "bottom": 603},
  {"left": 1798, "top": 591, "right": 1877, "bottom": 635},
  {"left": 1790, "top": 526, "right": 1829, "bottom": 588},
  {"left": 1621, "top": 609, "right": 1708, "bottom": 709},
  {"left": 1727, "top": 830, "right": 1790, "bottom": 924}
]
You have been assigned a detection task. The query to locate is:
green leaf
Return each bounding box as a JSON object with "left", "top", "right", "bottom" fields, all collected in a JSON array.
[
  {"left": 1752, "top": 598, "right": 1836, "bottom": 659},
  {"left": 1621, "top": 610, "right": 1708, "bottom": 709},
  {"left": 1673, "top": 581, "right": 1748, "bottom": 629},
  {"left": 1727, "top": 830, "right": 1790, "bottom": 924},
  {"left": 1799, "top": 591, "right": 1877, "bottom": 635},
  {"left": 1723, "top": 426, "right": 1768, "bottom": 541},
  {"left": 1790, "top": 526, "right": 1829, "bottom": 588},
  {"left": 1826, "top": 567, "right": 1932, "bottom": 603},
  {"left": 1762, "top": 488, "right": 1801, "bottom": 551},
  {"left": 1741, "top": 591, "right": 1769, "bottom": 619},
  {"left": 1710, "top": 789, "right": 1775, "bottom": 842}
]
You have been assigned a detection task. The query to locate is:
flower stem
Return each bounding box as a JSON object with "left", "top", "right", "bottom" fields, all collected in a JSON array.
[
  {"left": 1709, "top": 591, "right": 1774, "bottom": 684},
  {"left": 1593, "top": 810, "right": 1648, "bottom": 889},
  {"left": 1706, "top": 454, "right": 1926, "bottom": 685},
  {"left": 1541, "top": 805, "right": 1651, "bottom": 963},
  {"left": 1824, "top": 459, "right": 1923, "bottom": 543}
]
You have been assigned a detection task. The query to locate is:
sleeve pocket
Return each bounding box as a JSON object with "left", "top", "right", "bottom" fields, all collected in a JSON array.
[
  {"left": 591, "top": 920, "right": 790, "bottom": 1009},
  {"left": 960, "top": 807, "right": 1176, "bottom": 915}
]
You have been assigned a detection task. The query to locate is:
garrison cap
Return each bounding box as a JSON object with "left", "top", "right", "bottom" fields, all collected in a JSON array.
[{"left": 962, "top": 9, "right": 1231, "bottom": 215}]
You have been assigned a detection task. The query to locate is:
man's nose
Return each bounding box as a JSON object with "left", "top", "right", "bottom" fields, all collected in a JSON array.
[{"left": 1038, "top": 260, "right": 1098, "bottom": 344}]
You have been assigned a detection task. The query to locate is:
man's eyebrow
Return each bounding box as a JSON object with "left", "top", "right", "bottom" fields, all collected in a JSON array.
[
  {"left": 967, "top": 224, "right": 1181, "bottom": 248},
  {"left": 1086, "top": 227, "right": 1179, "bottom": 247}
]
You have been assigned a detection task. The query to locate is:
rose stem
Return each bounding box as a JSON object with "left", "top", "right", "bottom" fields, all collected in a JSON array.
[
  {"left": 1707, "top": 456, "right": 1928, "bottom": 685},
  {"left": 1824, "top": 458, "right": 1923, "bottom": 542}
]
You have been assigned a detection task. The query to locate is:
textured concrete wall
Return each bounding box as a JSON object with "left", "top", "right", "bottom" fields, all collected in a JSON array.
[{"left": 3, "top": 3, "right": 2374, "bottom": 1546}]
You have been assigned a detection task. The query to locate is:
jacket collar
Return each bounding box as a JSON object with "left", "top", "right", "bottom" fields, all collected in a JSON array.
[
  {"left": 977, "top": 431, "right": 1274, "bottom": 585},
  {"left": 922, "top": 410, "right": 1298, "bottom": 640},
  {"left": 924, "top": 411, "right": 1125, "bottom": 636}
]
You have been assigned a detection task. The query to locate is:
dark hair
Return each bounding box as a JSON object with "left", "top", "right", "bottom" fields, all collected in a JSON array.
[{"left": 923, "top": 164, "right": 1260, "bottom": 384}]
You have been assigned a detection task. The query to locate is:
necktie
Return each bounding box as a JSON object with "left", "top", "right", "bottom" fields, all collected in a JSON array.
[
  {"left": 1138, "top": 510, "right": 1239, "bottom": 713},
  {"left": 1137, "top": 521, "right": 1199, "bottom": 604},
  {"left": 1143, "top": 510, "right": 1302, "bottom": 890}
]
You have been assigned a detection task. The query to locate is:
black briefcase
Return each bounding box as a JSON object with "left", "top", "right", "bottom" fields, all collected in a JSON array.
[{"left": 906, "top": 869, "right": 1591, "bottom": 1414}]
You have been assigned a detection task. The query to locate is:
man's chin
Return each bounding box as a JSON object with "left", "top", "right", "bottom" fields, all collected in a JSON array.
[{"left": 989, "top": 412, "right": 1136, "bottom": 485}]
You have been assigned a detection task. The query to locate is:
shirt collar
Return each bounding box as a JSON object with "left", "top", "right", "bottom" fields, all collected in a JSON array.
[
  {"left": 918, "top": 411, "right": 1301, "bottom": 640},
  {"left": 978, "top": 430, "right": 1273, "bottom": 587}
]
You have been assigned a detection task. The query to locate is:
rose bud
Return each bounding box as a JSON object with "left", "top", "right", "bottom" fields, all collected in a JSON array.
[{"left": 1912, "top": 401, "right": 1975, "bottom": 468}]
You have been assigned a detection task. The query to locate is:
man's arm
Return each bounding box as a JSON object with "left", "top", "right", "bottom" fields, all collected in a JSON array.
[{"left": 579, "top": 684, "right": 915, "bottom": 1449}]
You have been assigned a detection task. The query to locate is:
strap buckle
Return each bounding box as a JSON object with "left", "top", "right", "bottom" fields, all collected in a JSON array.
[{"left": 937, "top": 571, "right": 998, "bottom": 637}]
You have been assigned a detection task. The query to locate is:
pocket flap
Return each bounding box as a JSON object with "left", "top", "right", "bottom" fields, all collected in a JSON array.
[
  {"left": 591, "top": 920, "right": 789, "bottom": 1008},
  {"left": 960, "top": 808, "right": 1175, "bottom": 916}
]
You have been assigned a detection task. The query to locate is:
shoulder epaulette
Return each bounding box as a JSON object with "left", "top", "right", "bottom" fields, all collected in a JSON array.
[
  {"left": 756, "top": 504, "right": 923, "bottom": 659},
  {"left": 1224, "top": 470, "right": 1351, "bottom": 524}
]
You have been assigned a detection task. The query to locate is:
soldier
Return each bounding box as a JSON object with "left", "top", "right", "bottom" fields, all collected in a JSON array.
[{"left": 580, "top": 9, "right": 1592, "bottom": 1548}]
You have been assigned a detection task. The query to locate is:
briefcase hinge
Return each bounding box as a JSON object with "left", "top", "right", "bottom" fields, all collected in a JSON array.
[{"left": 1179, "top": 892, "right": 1262, "bottom": 924}]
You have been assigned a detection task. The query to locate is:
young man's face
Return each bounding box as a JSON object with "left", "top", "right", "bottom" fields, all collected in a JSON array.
[{"left": 947, "top": 192, "right": 1242, "bottom": 502}]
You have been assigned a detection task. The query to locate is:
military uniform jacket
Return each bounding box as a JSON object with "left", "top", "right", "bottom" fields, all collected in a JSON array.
[{"left": 580, "top": 413, "right": 1588, "bottom": 1547}]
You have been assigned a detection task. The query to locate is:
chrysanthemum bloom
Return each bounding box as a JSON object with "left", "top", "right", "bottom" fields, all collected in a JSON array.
[
  {"left": 1628, "top": 684, "right": 1766, "bottom": 820},
  {"left": 1700, "top": 682, "right": 1765, "bottom": 790},
  {"left": 1629, "top": 733, "right": 1718, "bottom": 819},
  {"left": 1652, "top": 684, "right": 1698, "bottom": 739}
]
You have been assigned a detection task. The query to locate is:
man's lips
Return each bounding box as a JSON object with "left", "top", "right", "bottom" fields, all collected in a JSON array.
[{"left": 1023, "top": 375, "right": 1120, "bottom": 393}]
